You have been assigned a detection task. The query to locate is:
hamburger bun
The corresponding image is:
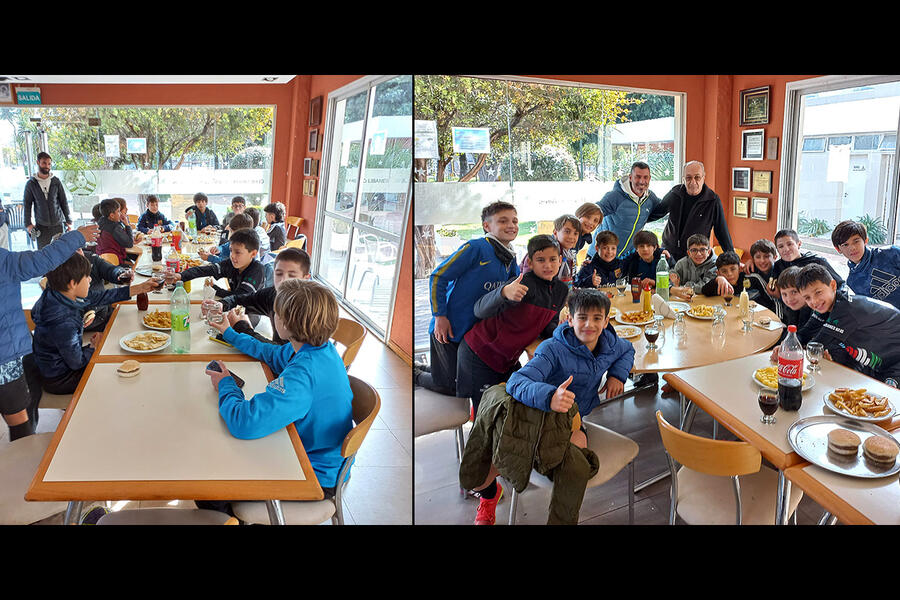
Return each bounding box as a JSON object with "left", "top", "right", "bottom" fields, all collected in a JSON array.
[
  {"left": 827, "top": 428, "right": 861, "bottom": 456},
  {"left": 83, "top": 310, "right": 96, "bottom": 325},
  {"left": 117, "top": 359, "right": 141, "bottom": 378},
  {"left": 863, "top": 436, "right": 899, "bottom": 466}
]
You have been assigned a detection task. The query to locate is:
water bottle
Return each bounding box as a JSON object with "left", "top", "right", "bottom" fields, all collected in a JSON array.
[
  {"left": 777, "top": 325, "right": 804, "bottom": 410},
  {"left": 187, "top": 211, "right": 197, "bottom": 237},
  {"left": 655, "top": 256, "right": 669, "bottom": 301},
  {"left": 171, "top": 281, "right": 191, "bottom": 354}
]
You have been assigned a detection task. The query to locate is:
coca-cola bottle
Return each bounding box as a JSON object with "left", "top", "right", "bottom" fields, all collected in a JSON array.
[{"left": 777, "top": 325, "right": 804, "bottom": 411}]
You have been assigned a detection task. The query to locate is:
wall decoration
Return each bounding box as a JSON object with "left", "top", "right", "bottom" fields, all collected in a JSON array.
[
  {"left": 304, "top": 158, "right": 311, "bottom": 177},
  {"left": 740, "top": 86, "right": 770, "bottom": 126},
  {"left": 741, "top": 129, "right": 765, "bottom": 161},
  {"left": 751, "top": 197, "right": 769, "bottom": 221},
  {"left": 308, "top": 128, "right": 318, "bottom": 153},
  {"left": 733, "top": 196, "right": 749, "bottom": 218},
  {"left": 752, "top": 170, "right": 772, "bottom": 194},
  {"left": 732, "top": 167, "right": 751, "bottom": 192},
  {"left": 767, "top": 137, "right": 778, "bottom": 160},
  {"left": 0, "top": 83, "right": 12, "bottom": 103},
  {"left": 310, "top": 158, "right": 319, "bottom": 177},
  {"left": 309, "top": 96, "right": 322, "bottom": 127}
]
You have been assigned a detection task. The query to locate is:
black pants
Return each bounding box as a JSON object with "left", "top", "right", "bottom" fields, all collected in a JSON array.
[
  {"left": 414, "top": 333, "right": 458, "bottom": 396},
  {"left": 0, "top": 355, "right": 43, "bottom": 436},
  {"left": 36, "top": 224, "right": 64, "bottom": 250},
  {"left": 456, "top": 338, "right": 519, "bottom": 414},
  {"left": 41, "top": 366, "right": 87, "bottom": 396}
]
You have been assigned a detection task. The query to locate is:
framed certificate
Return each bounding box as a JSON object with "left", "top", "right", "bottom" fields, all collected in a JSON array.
[
  {"left": 751, "top": 197, "right": 769, "bottom": 221},
  {"left": 742, "top": 129, "right": 765, "bottom": 161},
  {"left": 732, "top": 167, "right": 751, "bottom": 192},
  {"left": 733, "top": 196, "right": 749, "bottom": 218},
  {"left": 752, "top": 170, "right": 772, "bottom": 193},
  {"left": 740, "top": 86, "right": 770, "bottom": 126}
]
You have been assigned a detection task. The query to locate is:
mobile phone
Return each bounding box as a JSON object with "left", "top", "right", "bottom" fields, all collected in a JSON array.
[
  {"left": 205, "top": 360, "right": 245, "bottom": 388},
  {"left": 209, "top": 334, "right": 233, "bottom": 348}
]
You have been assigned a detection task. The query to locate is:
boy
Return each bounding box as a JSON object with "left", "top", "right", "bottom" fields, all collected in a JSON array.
[
  {"left": 701, "top": 250, "right": 749, "bottom": 297},
  {"left": 520, "top": 214, "right": 580, "bottom": 289},
  {"left": 31, "top": 252, "right": 160, "bottom": 394},
  {"left": 221, "top": 196, "right": 247, "bottom": 232},
  {"left": 797, "top": 264, "right": 900, "bottom": 387},
  {"left": 461, "top": 288, "right": 634, "bottom": 525},
  {"left": 172, "top": 228, "right": 265, "bottom": 298},
  {"left": 417, "top": 201, "right": 520, "bottom": 396},
  {"left": 743, "top": 238, "right": 779, "bottom": 311},
  {"left": 620, "top": 230, "right": 671, "bottom": 289},
  {"left": 219, "top": 247, "right": 311, "bottom": 345},
  {"left": 137, "top": 195, "right": 174, "bottom": 233},
  {"left": 574, "top": 230, "right": 622, "bottom": 288},
  {"left": 770, "top": 228, "right": 844, "bottom": 288},
  {"left": 95, "top": 197, "right": 137, "bottom": 265},
  {"left": 769, "top": 267, "right": 818, "bottom": 353},
  {"left": 457, "top": 235, "right": 569, "bottom": 413},
  {"left": 185, "top": 192, "right": 220, "bottom": 232},
  {"left": 263, "top": 202, "right": 287, "bottom": 252},
  {"left": 574, "top": 202, "right": 603, "bottom": 254},
  {"left": 244, "top": 206, "right": 271, "bottom": 254},
  {"left": 204, "top": 278, "right": 353, "bottom": 515},
  {"left": 200, "top": 213, "right": 253, "bottom": 264},
  {"left": 668, "top": 233, "right": 717, "bottom": 298},
  {"left": 832, "top": 219, "right": 900, "bottom": 310}
]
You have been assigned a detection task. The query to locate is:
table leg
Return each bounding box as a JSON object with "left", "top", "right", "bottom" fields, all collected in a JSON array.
[
  {"left": 265, "top": 500, "right": 286, "bottom": 525},
  {"left": 775, "top": 470, "right": 792, "bottom": 525},
  {"left": 64, "top": 501, "right": 84, "bottom": 525},
  {"left": 681, "top": 401, "right": 699, "bottom": 433}
]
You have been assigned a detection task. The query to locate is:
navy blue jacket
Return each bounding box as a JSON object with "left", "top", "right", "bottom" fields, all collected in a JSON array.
[
  {"left": 137, "top": 209, "right": 174, "bottom": 233},
  {"left": 847, "top": 246, "right": 900, "bottom": 311},
  {"left": 574, "top": 256, "right": 623, "bottom": 288}
]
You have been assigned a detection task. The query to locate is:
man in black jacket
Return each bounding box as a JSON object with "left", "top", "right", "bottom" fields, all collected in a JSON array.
[
  {"left": 23, "top": 152, "right": 72, "bottom": 249},
  {"left": 661, "top": 161, "right": 734, "bottom": 263}
]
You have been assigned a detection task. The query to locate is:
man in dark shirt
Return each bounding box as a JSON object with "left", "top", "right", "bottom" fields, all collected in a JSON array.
[
  {"left": 23, "top": 152, "right": 72, "bottom": 249},
  {"left": 661, "top": 161, "right": 734, "bottom": 263}
]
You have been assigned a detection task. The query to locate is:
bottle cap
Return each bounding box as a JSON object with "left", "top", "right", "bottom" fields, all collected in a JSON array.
[{"left": 787, "top": 325, "right": 797, "bottom": 332}]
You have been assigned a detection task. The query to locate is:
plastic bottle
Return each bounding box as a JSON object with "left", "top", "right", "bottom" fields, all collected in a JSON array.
[
  {"left": 641, "top": 282, "right": 652, "bottom": 313},
  {"left": 631, "top": 277, "right": 641, "bottom": 303},
  {"left": 777, "top": 325, "right": 804, "bottom": 410},
  {"left": 655, "top": 256, "right": 669, "bottom": 301},
  {"left": 187, "top": 211, "right": 197, "bottom": 236},
  {"left": 170, "top": 281, "right": 191, "bottom": 354},
  {"left": 739, "top": 278, "right": 750, "bottom": 317}
]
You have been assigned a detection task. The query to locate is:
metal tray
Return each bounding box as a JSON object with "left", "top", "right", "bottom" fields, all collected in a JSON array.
[{"left": 787, "top": 415, "right": 900, "bottom": 479}]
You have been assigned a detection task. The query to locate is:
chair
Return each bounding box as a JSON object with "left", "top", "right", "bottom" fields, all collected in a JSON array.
[
  {"left": 230, "top": 376, "right": 381, "bottom": 525},
  {"left": 99, "top": 253, "right": 120, "bottom": 266},
  {"left": 414, "top": 387, "right": 471, "bottom": 496},
  {"left": 97, "top": 508, "right": 239, "bottom": 525},
  {"left": 507, "top": 420, "right": 639, "bottom": 525},
  {"left": 127, "top": 214, "right": 139, "bottom": 227},
  {"left": 0, "top": 433, "right": 70, "bottom": 524},
  {"left": 332, "top": 317, "right": 367, "bottom": 370},
  {"left": 285, "top": 216, "right": 304, "bottom": 239},
  {"left": 713, "top": 245, "right": 743, "bottom": 259},
  {"left": 281, "top": 237, "right": 307, "bottom": 251},
  {"left": 656, "top": 411, "right": 802, "bottom": 525}
]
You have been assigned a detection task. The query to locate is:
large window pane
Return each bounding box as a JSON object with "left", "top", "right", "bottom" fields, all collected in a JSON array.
[
  {"left": 318, "top": 215, "right": 352, "bottom": 291},
  {"left": 324, "top": 90, "right": 368, "bottom": 219},
  {"left": 345, "top": 228, "right": 398, "bottom": 332}
]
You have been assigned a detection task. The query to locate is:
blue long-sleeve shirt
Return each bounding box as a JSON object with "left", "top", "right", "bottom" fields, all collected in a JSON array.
[{"left": 218, "top": 327, "right": 354, "bottom": 489}]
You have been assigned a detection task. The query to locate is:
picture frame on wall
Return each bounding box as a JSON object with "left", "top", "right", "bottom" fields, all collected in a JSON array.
[
  {"left": 751, "top": 197, "right": 769, "bottom": 221},
  {"left": 740, "top": 86, "right": 770, "bottom": 126},
  {"left": 733, "top": 196, "right": 749, "bottom": 218},
  {"left": 741, "top": 129, "right": 765, "bottom": 161},
  {"left": 310, "top": 158, "right": 319, "bottom": 177},
  {"left": 308, "top": 128, "right": 318, "bottom": 153},
  {"left": 0, "top": 83, "right": 12, "bottom": 104},
  {"left": 752, "top": 170, "right": 772, "bottom": 194},
  {"left": 732, "top": 167, "right": 751, "bottom": 191},
  {"left": 303, "top": 158, "right": 311, "bottom": 177},
  {"left": 309, "top": 96, "right": 322, "bottom": 127}
]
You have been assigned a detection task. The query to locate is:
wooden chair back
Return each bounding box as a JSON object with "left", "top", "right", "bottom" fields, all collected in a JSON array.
[
  {"left": 24, "top": 309, "right": 35, "bottom": 331},
  {"left": 127, "top": 214, "right": 139, "bottom": 227},
  {"left": 283, "top": 237, "right": 306, "bottom": 251},
  {"left": 655, "top": 411, "right": 761, "bottom": 477},
  {"left": 342, "top": 376, "right": 381, "bottom": 458},
  {"left": 713, "top": 245, "right": 744, "bottom": 259},
  {"left": 99, "top": 253, "right": 120, "bottom": 266},
  {"left": 333, "top": 318, "right": 367, "bottom": 369},
  {"left": 285, "top": 216, "right": 304, "bottom": 238}
]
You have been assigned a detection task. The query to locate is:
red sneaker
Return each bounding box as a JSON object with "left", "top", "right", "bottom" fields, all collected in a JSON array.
[{"left": 474, "top": 482, "right": 503, "bottom": 525}]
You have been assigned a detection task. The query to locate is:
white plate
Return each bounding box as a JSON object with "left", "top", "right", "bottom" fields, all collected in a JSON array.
[
  {"left": 615, "top": 312, "right": 655, "bottom": 326},
  {"left": 752, "top": 369, "right": 815, "bottom": 392},
  {"left": 668, "top": 301, "right": 690, "bottom": 314},
  {"left": 685, "top": 307, "right": 718, "bottom": 320},
  {"left": 141, "top": 312, "right": 172, "bottom": 331},
  {"left": 119, "top": 331, "right": 171, "bottom": 353},
  {"left": 823, "top": 391, "right": 896, "bottom": 423},
  {"left": 613, "top": 325, "right": 642, "bottom": 339}
]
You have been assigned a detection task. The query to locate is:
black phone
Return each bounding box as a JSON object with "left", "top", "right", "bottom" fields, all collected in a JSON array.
[{"left": 205, "top": 360, "right": 245, "bottom": 388}]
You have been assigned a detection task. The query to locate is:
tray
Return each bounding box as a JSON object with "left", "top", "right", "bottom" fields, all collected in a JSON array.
[
  {"left": 823, "top": 391, "right": 896, "bottom": 423},
  {"left": 788, "top": 415, "right": 900, "bottom": 478}
]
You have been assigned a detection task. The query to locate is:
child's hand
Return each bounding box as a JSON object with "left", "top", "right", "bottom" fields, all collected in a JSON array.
[
  {"left": 83, "top": 312, "right": 95, "bottom": 329},
  {"left": 226, "top": 308, "right": 251, "bottom": 328},
  {"left": 662, "top": 249, "right": 672, "bottom": 259},
  {"left": 198, "top": 248, "right": 209, "bottom": 260},
  {"left": 716, "top": 276, "right": 734, "bottom": 297},
  {"left": 550, "top": 375, "right": 576, "bottom": 413},
  {"left": 641, "top": 277, "right": 655, "bottom": 289},
  {"left": 824, "top": 349, "right": 833, "bottom": 362},
  {"left": 502, "top": 273, "right": 528, "bottom": 302},
  {"left": 205, "top": 360, "right": 231, "bottom": 392},
  {"left": 601, "top": 376, "right": 625, "bottom": 399},
  {"left": 209, "top": 316, "right": 230, "bottom": 335},
  {"left": 770, "top": 346, "right": 780, "bottom": 364},
  {"left": 591, "top": 272, "right": 602, "bottom": 288},
  {"left": 669, "top": 272, "right": 681, "bottom": 287},
  {"left": 88, "top": 332, "right": 102, "bottom": 348},
  {"left": 433, "top": 315, "right": 454, "bottom": 344},
  {"left": 741, "top": 261, "right": 755, "bottom": 275},
  {"left": 209, "top": 246, "right": 220, "bottom": 255}
]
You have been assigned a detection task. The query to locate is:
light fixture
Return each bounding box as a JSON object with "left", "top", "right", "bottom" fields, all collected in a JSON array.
[
  {"left": 262, "top": 76, "right": 278, "bottom": 82},
  {"left": 13, "top": 76, "right": 30, "bottom": 81}
]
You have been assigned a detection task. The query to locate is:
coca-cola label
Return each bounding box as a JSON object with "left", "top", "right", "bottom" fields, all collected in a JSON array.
[{"left": 778, "top": 357, "right": 804, "bottom": 379}]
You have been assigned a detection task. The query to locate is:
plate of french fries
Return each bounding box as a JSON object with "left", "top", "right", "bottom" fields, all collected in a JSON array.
[
  {"left": 753, "top": 366, "right": 814, "bottom": 391},
  {"left": 142, "top": 310, "right": 172, "bottom": 331},
  {"left": 824, "top": 388, "right": 896, "bottom": 422},
  {"left": 120, "top": 331, "right": 171, "bottom": 353},
  {"left": 686, "top": 304, "right": 717, "bottom": 319},
  {"left": 615, "top": 310, "right": 655, "bottom": 326}
]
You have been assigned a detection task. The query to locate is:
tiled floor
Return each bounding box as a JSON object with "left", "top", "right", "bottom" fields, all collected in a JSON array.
[
  {"left": 415, "top": 381, "right": 832, "bottom": 526},
  {"left": 4, "top": 310, "right": 412, "bottom": 525}
]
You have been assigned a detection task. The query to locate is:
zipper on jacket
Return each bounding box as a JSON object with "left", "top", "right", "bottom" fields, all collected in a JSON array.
[{"left": 618, "top": 197, "right": 644, "bottom": 258}]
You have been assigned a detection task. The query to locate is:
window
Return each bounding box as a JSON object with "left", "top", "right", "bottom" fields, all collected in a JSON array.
[
  {"left": 828, "top": 135, "right": 852, "bottom": 149},
  {"left": 854, "top": 134, "right": 881, "bottom": 151},
  {"left": 801, "top": 137, "right": 826, "bottom": 152},
  {"left": 881, "top": 134, "right": 896, "bottom": 151}
]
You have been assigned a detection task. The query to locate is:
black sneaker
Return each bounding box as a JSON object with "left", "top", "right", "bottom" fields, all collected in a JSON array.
[{"left": 80, "top": 506, "right": 110, "bottom": 525}]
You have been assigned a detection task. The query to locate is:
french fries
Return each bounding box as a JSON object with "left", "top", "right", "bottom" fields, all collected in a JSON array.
[
  {"left": 620, "top": 310, "right": 653, "bottom": 323},
  {"left": 688, "top": 305, "right": 716, "bottom": 318},
  {"left": 829, "top": 388, "right": 892, "bottom": 418},
  {"left": 754, "top": 366, "right": 808, "bottom": 389},
  {"left": 143, "top": 310, "right": 171, "bottom": 329}
]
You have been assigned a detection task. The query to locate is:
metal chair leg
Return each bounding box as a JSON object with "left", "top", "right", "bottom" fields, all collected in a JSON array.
[
  {"left": 64, "top": 501, "right": 84, "bottom": 525},
  {"left": 265, "top": 500, "right": 286, "bottom": 525},
  {"left": 628, "top": 461, "right": 635, "bottom": 525},
  {"left": 508, "top": 484, "right": 518, "bottom": 526},
  {"left": 456, "top": 426, "right": 467, "bottom": 497}
]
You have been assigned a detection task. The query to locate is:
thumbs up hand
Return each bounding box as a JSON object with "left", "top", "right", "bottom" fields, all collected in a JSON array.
[
  {"left": 502, "top": 273, "right": 528, "bottom": 302},
  {"left": 550, "top": 375, "right": 576, "bottom": 413}
]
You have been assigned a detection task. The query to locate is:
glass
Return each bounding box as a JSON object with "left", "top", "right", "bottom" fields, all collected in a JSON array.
[
  {"left": 151, "top": 270, "right": 166, "bottom": 294},
  {"left": 673, "top": 312, "right": 686, "bottom": 340},
  {"left": 616, "top": 277, "right": 628, "bottom": 297},
  {"left": 758, "top": 388, "right": 778, "bottom": 424},
  {"left": 711, "top": 314, "right": 726, "bottom": 346},
  {"left": 688, "top": 247, "right": 710, "bottom": 254},
  {"left": 807, "top": 341, "right": 824, "bottom": 373},
  {"left": 653, "top": 315, "right": 666, "bottom": 347},
  {"left": 741, "top": 305, "right": 754, "bottom": 333},
  {"left": 644, "top": 323, "right": 660, "bottom": 351},
  {"left": 204, "top": 301, "right": 224, "bottom": 336},
  {"left": 722, "top": 292, "right": 734, "bottom": 306},
  {"left": 164, "top": 267, "right": 177, "bottom": 291}
]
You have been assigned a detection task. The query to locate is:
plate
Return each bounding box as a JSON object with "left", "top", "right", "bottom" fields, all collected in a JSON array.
[
  {"left": 668, "top": 301, "right": 690, "bottom": 314},
  {"left": 685, "top": 307, "right": 718, "bottom": 320},
  {"left": 613, "top": 325, "right": 641, "bottom": 339},
  {"left": 134, "top": 266, "right": 157, "bottom": 277},
  {"left": 823, "top": 390, "right": 896, "bottom": 423},
  {"left": 788, "top": 415, "right": 900, "bottom": 478},
  {"left": 751, "top": 369, "right": 815, "bottom": 392},
  {"left": 142, "top": 311, "right": 172, "bottom": 331},
  {"left": 615, "top": 311, "right": 655, "bottom": 326},
  {"left": 119, "top": 331, "right": 171, "bottom": 353}
]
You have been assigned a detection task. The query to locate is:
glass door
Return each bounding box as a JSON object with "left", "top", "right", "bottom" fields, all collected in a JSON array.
[{"left": 314, "top": 75, "right": 412, "bottom": 339}]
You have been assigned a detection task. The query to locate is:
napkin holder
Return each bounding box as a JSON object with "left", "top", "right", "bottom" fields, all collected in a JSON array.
[{"left": 651, "top": 294, "right": 677, "bottom": 318}]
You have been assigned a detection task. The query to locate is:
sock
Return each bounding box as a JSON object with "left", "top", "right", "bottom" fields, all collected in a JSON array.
[
  {"left": 9, "top": 420, "right": 35, "bottom": 441},
  {"left": 476, "top": 479, "right": 497, "bottom": 500}
]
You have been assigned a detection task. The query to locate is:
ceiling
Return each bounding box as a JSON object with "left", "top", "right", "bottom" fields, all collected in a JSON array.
[{"left": 0, "top": 75, "right": 297, "bottom": 85}]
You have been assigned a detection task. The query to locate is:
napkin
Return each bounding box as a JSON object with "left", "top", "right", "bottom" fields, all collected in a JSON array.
[{"left": 651, "top": 294, "right": 677, "bottom": 318}]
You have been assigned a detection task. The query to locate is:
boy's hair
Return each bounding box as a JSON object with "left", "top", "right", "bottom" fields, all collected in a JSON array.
[
  {"left": 193, "top": 192, "right": 208, "bottom": 205},
  {"left": 715, "top": 251, "right": 741, "bottom": 269},
  {"left": 228, "top": 228, "right": 260, "bottom": 253},
  {"left": 774, "top": 229, "right": 800, "bottom": 245},
  {"left": 832, "top": 220, "right": 868, "bottom": 248},
  {"left": 553, "top": 214, "right": 582, "bottom": 235},
  {"left": 796, "top": 264, "right": 833, "bottom": 290},
  {"left": 91, "top": 203, "right": 102, "bottom": 221},
  {"left": 231, "top": 196, "right": 246, "bottom": 208},
  {"left": 274, "top": 278, "right": 339, "bottom": 346},
  {"left": 46, "top": 252, "right": 92, "bottom": 292},
  {"left": 114, "top": 197, "right": 127, "bottom": 210},
  {"left": 263, "top": 202, "right": 285, "bottom": 223},
  {"left": 566, "top": 287, "right": 611, "bottom": 319},
  {"left": 481, "top": 201, "right": 516, "bottom": 226},
  {"left": 574, "top": 202, "right": 603, "bottom": 219},
  {"left": 595, "top": 230, "right": 619, "bottom": 247},
  {"left": 633, "top": 230, "right": 659, "bottom": 248},
  {"left": 244, "top": 206, "right": 261, "bottom": 228},
  {"left": 687, "top": 233, "right": 710, "bottom": 248},
  {"left": 527, "top": 234, "right": 560, "bottom": 259},
  {"left": 99, "top": 198, "right": 120, "bottom": 218},
  {"left": 147, "top": 195, "right": 159, "bottom": 205},
  {"left": 776, "top": 266, "right": 802, "bottom": 290},
  {"left": 274, "top": 247, "right": 310, "bottom": 274},
  {"left": 228, "top": 213, "right": 253, "bottom": 231},
  {"left": 750, "top": 238, "right": 777, "bottom": 258}
]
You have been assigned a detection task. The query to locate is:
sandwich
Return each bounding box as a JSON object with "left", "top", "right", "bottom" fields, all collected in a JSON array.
[
  {"left": 117, "top": 359, "right": 141, "bottom": 378},
  {"left": 768, "top": 277, "right": 776, "bottom": 290},
  {"left": 863, "top": 435, "right": 899, "bottom": 466},
  {"left": 83, "top": 310, "right": 96, "bottom": 326},
  {"left": 827, "top": 428, "right": 861, "bottom": 457}
]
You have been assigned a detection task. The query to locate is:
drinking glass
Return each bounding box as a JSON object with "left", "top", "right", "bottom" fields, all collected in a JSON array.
[
  {"left": 205, "top": 301, "right": 224, "bottom": 336},
  {"left": 758, "top": 388, "right": 778, "bottom": 424},
  {"left": 741, "top": 306, "right": 754, "bottom": 333},
  {"left": 644, "top": 323, "right": 660, "bottom": 351},
  {"left": 711, "top": 314, "right": 726, "bottom": 347},
  {"left": 616, "top": 278, "right": 628, "bottom": 297},
  {"left": 722, "top": 292, "right": 734, "bottom": 307},
  {"left": 806, "top": 342, "right": 824, "bottom": 373},
  {"left": 653, "top": 315, "right": 666, "bottom": 347},
  {"left": 152, "top": 271, "right": 166, "bottom": 294},
  {"left": 673, "top": 312, "right": 687, "bottom": 340}
]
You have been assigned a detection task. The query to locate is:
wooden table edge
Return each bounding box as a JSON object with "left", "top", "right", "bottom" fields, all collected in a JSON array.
[{"left": 783, "top": 464, "right": 874, "bottom": 525}]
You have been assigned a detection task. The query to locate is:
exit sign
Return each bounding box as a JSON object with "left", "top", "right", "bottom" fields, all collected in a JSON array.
[{"left": 16, "top": 87, "right": 41, "bottom": 104}]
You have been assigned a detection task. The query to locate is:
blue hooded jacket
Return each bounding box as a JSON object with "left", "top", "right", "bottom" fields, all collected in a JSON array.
[
  {"left": 506, "top": 321, "right": 635, "bottom": 417},
  {"left": 589, "top": 176, "right": 668, "bottom": 259},
  {"left": 847, "top": 246, "right": 900, "bottom": 311}
]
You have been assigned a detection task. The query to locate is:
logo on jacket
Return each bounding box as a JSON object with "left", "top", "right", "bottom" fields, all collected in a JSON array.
[
  {"left": 267, "top": 377, "right": 287, "bottom": 394},
  {"left": 840, "top": 343, "right": 882, "bottom": 370},
  {"left": 484, "top": 280, "right": 504, "bottom": 291},
  {"left": 871, "top": 268, "right": 900, "bottom": 301},
  {"left": 479, "top": 260, "right": 491, "bottom": 266}
]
